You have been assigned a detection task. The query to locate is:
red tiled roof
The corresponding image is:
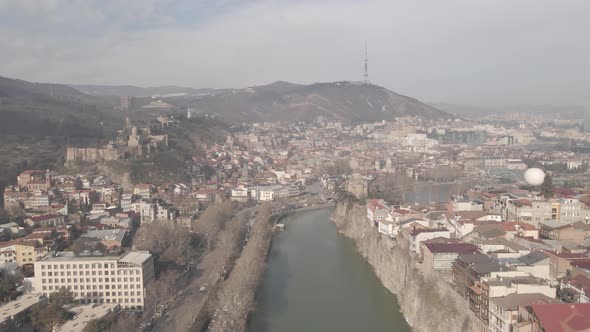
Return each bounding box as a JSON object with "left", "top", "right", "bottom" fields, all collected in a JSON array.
[
  {"left": 571, "top": 260, "right": 590, "bottom": 271},
  {"left": 500, "top": 221, "right": 537, "bottom": 231},
  {"left": 531, "top": 303, "right": 590, "bottom": 332},
  {"left": 28, "top": 214, "right": 62, "bottom": 222},
  {"left": 514, "top": 199, "right": 532, "bottom": 206},
  {"left": 424, "top": 242, "right": 479, "bottom": 254},
  {"left": 368, "top": 199, "right": 388, "bottom": 210},
  {"left": 563, "top": 274, "right": 590, "bottom": 297},
  {"left": 409, "top": 228, "right": 449, "bottom": 237}
]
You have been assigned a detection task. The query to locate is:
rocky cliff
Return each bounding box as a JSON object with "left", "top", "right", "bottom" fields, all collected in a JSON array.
[{"left": 332, "top": 202, "right": 471, "bottom": 332}]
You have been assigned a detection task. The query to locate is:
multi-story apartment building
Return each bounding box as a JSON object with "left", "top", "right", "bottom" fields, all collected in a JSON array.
[
  {"left": 366, "top": 199, "right": 390, "bottom": 226},
  {"left": 505, "top": 199, "right": 557, "bottom": 227},
  {"left": 133, "top": 184, "right": 153, "bottom": 200},
  {"left": 0, "top": 240, "right": 48, "bottom": 266},
  {"left": 131, "top": 200, "right": 176, "bottom": 224},
  {"left": 559, "top": 198, "right": 590, "bottom": 223},
  {"left": 33, "top": 251, "right": 154, "bottom": 311},
  {"left": 469, "top": 272, "right": 556, "bottom": 332},
  {"left": 488, "top": 293, "right": 558, "bottom": 332}
]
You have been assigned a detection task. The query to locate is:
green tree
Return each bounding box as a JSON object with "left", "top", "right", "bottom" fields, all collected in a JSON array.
[
  {"left": 83, "top": 317, "right": 113, "bottom": 332},
  {"left": 31, "top": 287, "right": 75, "bottom": 331},
  {"left": 541, "top": 173, "right": 554, "bottom": 198},
  {"left": 0, "top": 274, "right": 19, "bottom": 302}
]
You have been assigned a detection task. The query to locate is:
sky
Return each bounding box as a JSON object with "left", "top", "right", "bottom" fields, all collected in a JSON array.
[{"left": 0, "top": 0, "right": 589, "bottom": 106}]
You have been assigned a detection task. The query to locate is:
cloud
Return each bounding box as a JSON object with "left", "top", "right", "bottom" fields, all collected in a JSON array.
[{"left": 1, "top": 0, "right": 589, "bottom": 105}]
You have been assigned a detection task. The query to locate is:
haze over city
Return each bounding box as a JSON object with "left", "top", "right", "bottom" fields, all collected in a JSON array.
[
  {"left": 1, "top": 0, "right": 590, "bottom": 105},
  {"left": 2, "top": 1, "right": 590, "bottom": 332}
]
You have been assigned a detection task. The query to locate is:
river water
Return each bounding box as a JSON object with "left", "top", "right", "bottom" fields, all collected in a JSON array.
[{"left": 248, "top": 208, "right": 411, "bottom": 332}]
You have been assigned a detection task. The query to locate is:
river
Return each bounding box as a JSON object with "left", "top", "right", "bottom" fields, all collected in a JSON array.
[{"left": 248, "top": 208, "right": 411, "bottom": 332}]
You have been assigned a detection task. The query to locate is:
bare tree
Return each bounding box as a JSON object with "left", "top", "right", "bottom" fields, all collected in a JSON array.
[
  {"left": 136, "top": 221, "right": 191, "bottom": 265},
  {"left": 192, "top": 200, "right": 234, "bottom": 251},
  {"left": 208, "top": 203, "right": 273, "bottom": 332},
  {"left": 108, "top": 312, "right": 139, "bottom": 332}
]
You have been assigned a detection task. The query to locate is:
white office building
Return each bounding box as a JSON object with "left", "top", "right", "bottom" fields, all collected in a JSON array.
[{"left": 33, "top": 251, "right": 154, "bottom": 311}]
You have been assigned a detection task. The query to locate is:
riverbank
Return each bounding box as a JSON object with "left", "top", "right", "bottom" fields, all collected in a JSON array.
[
  {"left": 331, "top": 201, "right": 471, "bottom": 332},
  {"left": 249, "top": 207, "right": 411, "bottom": 332},
  {"left": 206, "top": 204, "right": 274, "bottom": 332}
]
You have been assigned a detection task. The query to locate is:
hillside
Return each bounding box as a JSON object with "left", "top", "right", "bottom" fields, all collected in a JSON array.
[
  {"left": 0, "top": 76, "right": 124, "bottom": 191},
  {"left": 70, "top": 81, "right": 451, "bottom": 124},
  {"left": 430, "top": 102, "right": 584, "bottom": 120},
  {"left": 179, "top": 81, "right": 452, "bottom": 124},
  {"left": 70, "top": 84, "right": 225, "bottom": 98},
  {"left": 0, "top": 75, "right": 232, "bottom": 196}
]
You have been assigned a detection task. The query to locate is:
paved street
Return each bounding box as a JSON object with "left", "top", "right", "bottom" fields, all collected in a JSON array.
[{"left": 150, "top": 208, "right": 255, "bottom": 332}]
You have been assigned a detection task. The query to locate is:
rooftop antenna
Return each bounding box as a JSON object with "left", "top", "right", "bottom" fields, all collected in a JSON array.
[{"left": 363, "top": 42, "right": 369, "bottom": 85}]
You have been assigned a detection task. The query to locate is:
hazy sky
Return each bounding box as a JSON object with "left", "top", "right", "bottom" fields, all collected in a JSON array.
[{"left": 0, "top": 0, "right": 589, "bottom": 105}]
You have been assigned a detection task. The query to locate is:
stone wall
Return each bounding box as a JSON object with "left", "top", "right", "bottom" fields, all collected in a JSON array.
[
  {"left": 332, "top": 201, "right": 471, "bottom": 332},
  {"left": 66, "top": 147, "right": 123, "bottom": 162}
]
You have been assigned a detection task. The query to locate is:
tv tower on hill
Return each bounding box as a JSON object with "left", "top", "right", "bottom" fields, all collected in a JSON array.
[{"left": 363, "top": 42, "right": 369, "bottom": 85}]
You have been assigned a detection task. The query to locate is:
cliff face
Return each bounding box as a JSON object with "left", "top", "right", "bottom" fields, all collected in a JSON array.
[{"left": 332, "top": 202, "right": 471, "bottom": 332}]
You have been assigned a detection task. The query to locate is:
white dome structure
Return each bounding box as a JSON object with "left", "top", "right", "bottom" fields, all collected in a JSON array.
[{"left": 524, "top": 168, "right": 545, "bottom": 186}]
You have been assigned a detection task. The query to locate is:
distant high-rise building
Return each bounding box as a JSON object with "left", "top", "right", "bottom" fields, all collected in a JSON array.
[
  {"left": 120, "top": 96, "right": 130, "bottom": 110},
  {"left": 363, "top": 42, "right": 369, "bottom": 85},
  {"left": 584, "top": 104, "right": 590, "bottom": 132}
]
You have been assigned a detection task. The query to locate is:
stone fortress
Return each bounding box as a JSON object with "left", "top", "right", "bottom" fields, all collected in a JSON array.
[{"left": 66, "top": 125, "right": 168, "bottom": 162}]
